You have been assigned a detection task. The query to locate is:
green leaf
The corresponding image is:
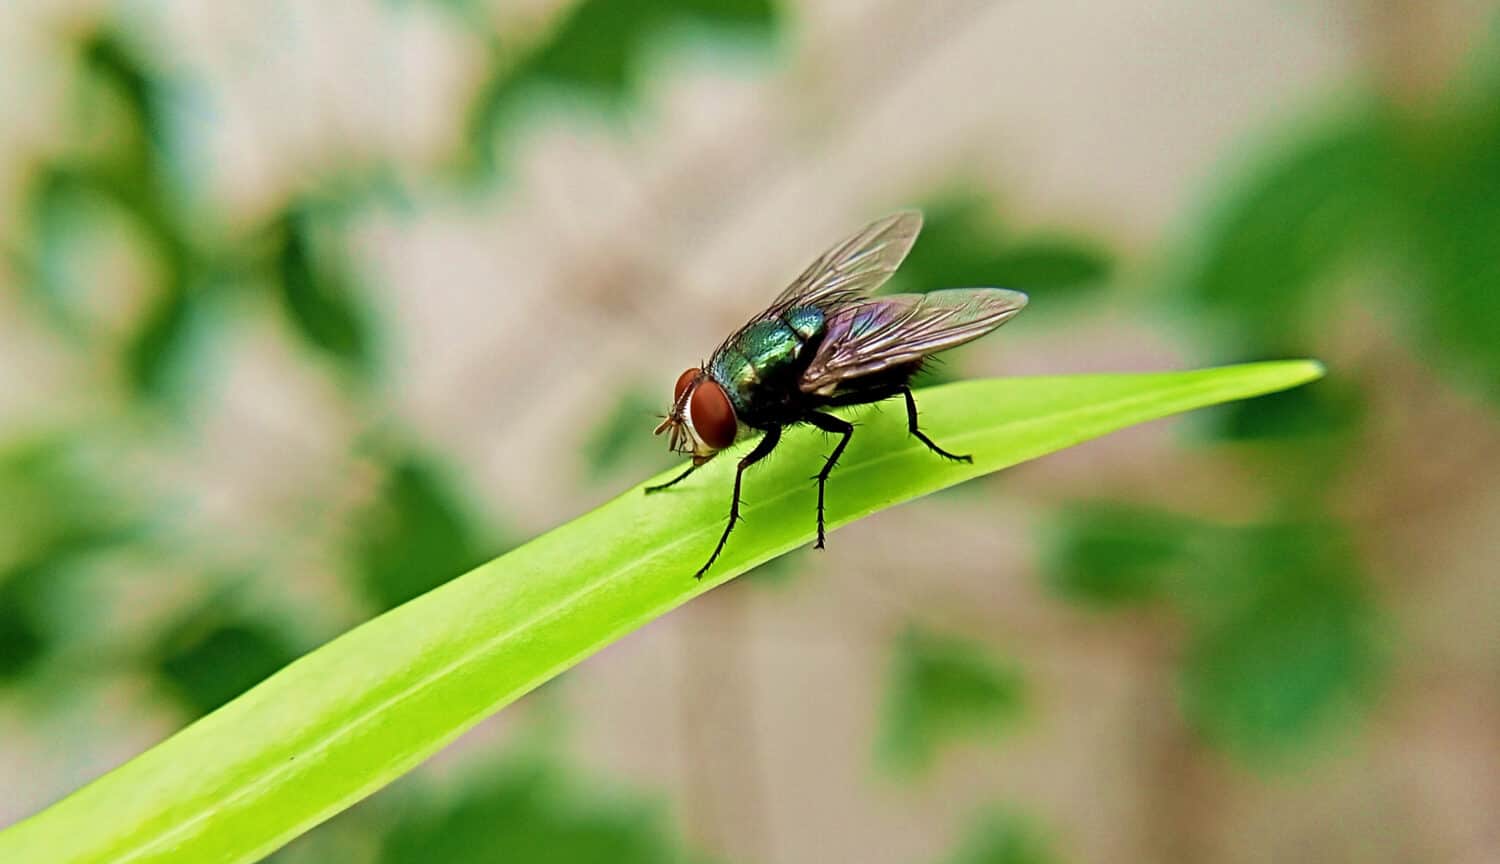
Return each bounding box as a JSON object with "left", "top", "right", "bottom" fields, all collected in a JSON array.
[
  {"left": 941, "top": 808, "right": 1059, "bottom": 864},
  {"left": 879, "top": 627, "right": 1026, "bottom": 775},
  {"left": 0, "top": 361, "right": 1322, "bottom": 863},
  {"left": 349, "top": 454, "right": 496, "bottom": 612}
]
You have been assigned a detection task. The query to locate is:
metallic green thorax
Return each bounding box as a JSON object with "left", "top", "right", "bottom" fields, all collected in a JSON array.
[{"left": 709, "top": 305, "right": 826, "bottom": 417}]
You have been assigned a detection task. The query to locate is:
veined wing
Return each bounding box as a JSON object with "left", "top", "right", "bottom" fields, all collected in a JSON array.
[
  {"left": 769, "top": 211, "right": 923, "bottom": 312},
  {"left": 799, "top": 288, "right": 1028, "bottom": 395}
]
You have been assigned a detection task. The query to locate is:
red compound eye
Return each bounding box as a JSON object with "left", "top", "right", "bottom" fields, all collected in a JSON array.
[
  {"left": 673, "top": 368, "right": 700, "bottom": 403},
  {"left": 688, "top": 379, "right": 737, "bottom": 450}
]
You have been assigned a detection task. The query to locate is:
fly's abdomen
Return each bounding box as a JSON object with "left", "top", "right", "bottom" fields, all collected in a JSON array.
[{"left": 710, "top": 306, "right": 825, "bottom": 419}]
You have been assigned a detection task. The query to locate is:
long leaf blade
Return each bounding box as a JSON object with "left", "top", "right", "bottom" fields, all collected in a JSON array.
[{"left": 0, "top": 360, "right": 1323, "bottom": 864}]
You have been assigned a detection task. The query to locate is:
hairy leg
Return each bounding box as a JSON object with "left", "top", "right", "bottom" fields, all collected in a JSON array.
[
  {"left": 694, "top": 426, "right": 782, "bottom": 580},
  {"left": 645, "top": 462, "right": 698, "bottom": 494},
  {"left": 805, "top": 411, "right": 855, "bottom": 549},
  {"left": 901, "top": 386, "right": 970, "bottom": 463}
]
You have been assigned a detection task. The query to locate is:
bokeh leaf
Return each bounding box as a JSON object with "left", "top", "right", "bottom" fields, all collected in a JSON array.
[
  {"left": 941, "top": 809, "right": 1059, "bottom": 864},
  {"left": 1048, "top": 502, "right": 1379, "bottom": 759},
  {"left": 0, "top": 361, "right": 1323, "bottom": 863},
  {"left": 77, "top": 29, "right": 169, "bottom": 173},
  {"left": 125, "top": 282, "right": 205, "bottom": 404},
  {"left": 1177, "top": 523, "right": 1377, "bottom": 758},
  {"left": 1202, "top": 377, "right": 1364, "bottom": 442},
  {"left": 895, "top": 195, "right": 1111, "bottom": 301},
  {"left": 156, "top": 610, "right": 303, "bottom": 717},
  {"left": 1393, "top": 100, "right": 1500, "bottom": 404},
  {"left": 24, "top": 165, "right": 99, "bottom": 330},
  {"left": 879, "top": 627, "right": 1025, "bottom": 775},
  {"left": 27, "top": 27, "right": 206, "bottom": 409},
  {"left": 0, "top": 564, "right": 52, "bottom": 682},
  {"left": 988, "top": 239, "right": 1110, "bottom": 299},
  {"left": 349, "top": 453, "right": 496, "bottom": 612},
  {"left": 582, "top": 387, "right": 676, "bottom": 480},
  {"left": 377, "top": 755, "right": 703, "bottom": 864},
  {"left": 0, "top": 436, "right": 136, "bottom": 682},
  {"left": 0, "top": 435, "right": 134, "bottom": 575},
  {"left": 1175, "top": 112, "right": 1393, "bottom": 350},
  {"left": 1043, "top": 503, "right": 1198, "bottom": 608},
  {"left": 274, "top": 206, "right": 374, "bottom": 375},
  {"left": 463, "top": 0, "right": 778, "bottom": 175}
]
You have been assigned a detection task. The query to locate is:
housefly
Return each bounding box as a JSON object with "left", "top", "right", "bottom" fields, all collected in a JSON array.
[{"left": 650, "top": 211, "right": 1028, "bottom": 579}]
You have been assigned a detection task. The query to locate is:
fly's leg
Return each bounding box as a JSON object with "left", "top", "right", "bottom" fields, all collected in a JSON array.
[
  {"left": 805, "top": 412, "right": 855, "bottom": 549},
  {"left": 901, "top": 386, "right": 971, "bottom": 463},
  {"left": 645, "top": 463, "right": 698, "bottom": 494},
  {"left": 695, "top": 426, "right": 782, "bottom": 580}
]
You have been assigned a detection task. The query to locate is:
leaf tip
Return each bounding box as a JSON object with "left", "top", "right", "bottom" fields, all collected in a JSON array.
[
  {"left": 1294, "top": 358, "right": 1327, "bottom": 384},
  {"left": 1250, "top": 358, "right": 1326, "bottom": 390}
]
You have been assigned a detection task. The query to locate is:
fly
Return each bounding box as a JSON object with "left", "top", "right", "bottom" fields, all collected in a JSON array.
[{"left": 649, "top": 211, "right": 1028, "bottom": 579}]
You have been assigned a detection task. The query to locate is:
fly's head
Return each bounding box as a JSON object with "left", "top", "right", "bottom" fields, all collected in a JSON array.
[{"left": 655, "top": 367, "right": 738, "bottom": 464}]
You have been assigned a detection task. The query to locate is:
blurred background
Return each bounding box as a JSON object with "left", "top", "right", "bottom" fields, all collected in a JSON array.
[{"left": 2, "top": 0, "right": 1499, "bottom": 862}]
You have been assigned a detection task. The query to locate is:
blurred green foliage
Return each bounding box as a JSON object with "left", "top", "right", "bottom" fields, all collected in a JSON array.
[
  {"left": 0, "top": 435, "right": 136, "bottom": 682},
  {"left": 377, "top": 754, "right": 709, "bottom": 864},
  {"left": 887, "top": 193, "right": 1113, "bottom": 388},
  {"left": 880, "top": 626, "right": 1026, "bottom": 776},
  {"left": 465, "top": 0, "right": 779, "bottom": 175},
  {"left": 155, "top": 606, "right": 303, "bottom": 716},
  {"left": 126, "top": 279, "right": 210, "bottom": 403},
  {"left": 1177, "top": 52, "right": 1500, "bottom": 404},
  {"left": 1397, "top": 97, "right": 1500, "bottom": 404},
  {"left": 0, "top": 567, "right": 51, "bottom": 682},
  {"left": 1047, "top": 505, "right": 1378, "bottom": 759},
  {"left": 23, "top": 25, "right": 388, "bottom": 410},
  {"left": 1044, "top": 503, "right": 1198, "bottom": 608},
  {"left": 349, "top": 451, "right": 500, "bottom": 612},
  {"left": 1179, "top": 525, "right": 1376, "bottom": 756},
  {"left": 895, "top": 194, "right": 1112, "bottom": 304},
  {"left": 939, "top": 809, "right": 1060, "bottom": 864},
  {"left": 1204, "top": 377, "right": 1364, "bottom": 443},
  {"left": 273, "top": 203, "right": 377, "bottom": 378},
  {"left": 1099, "top": 17, "right": 1500, "bottom": 769},
  {"left": 78, "top": 30, "right": 171, "bottom": 170},
  {"left": 583, "top": 386, "right": 677, "bottom": 480},
  {"left": 0, "top": 436, "right": 134, "bottom": 574},
  {"left": 1176, "top": 114, "right": 1391, "bottom": 353}
]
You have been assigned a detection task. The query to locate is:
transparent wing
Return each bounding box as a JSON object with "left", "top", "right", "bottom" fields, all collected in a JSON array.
[
  {"left": 768, "top": 211, "right": 923, "bottom": 312},
  {"left": 799, "top": 288, "right": 1028, "bottom": 395}
]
